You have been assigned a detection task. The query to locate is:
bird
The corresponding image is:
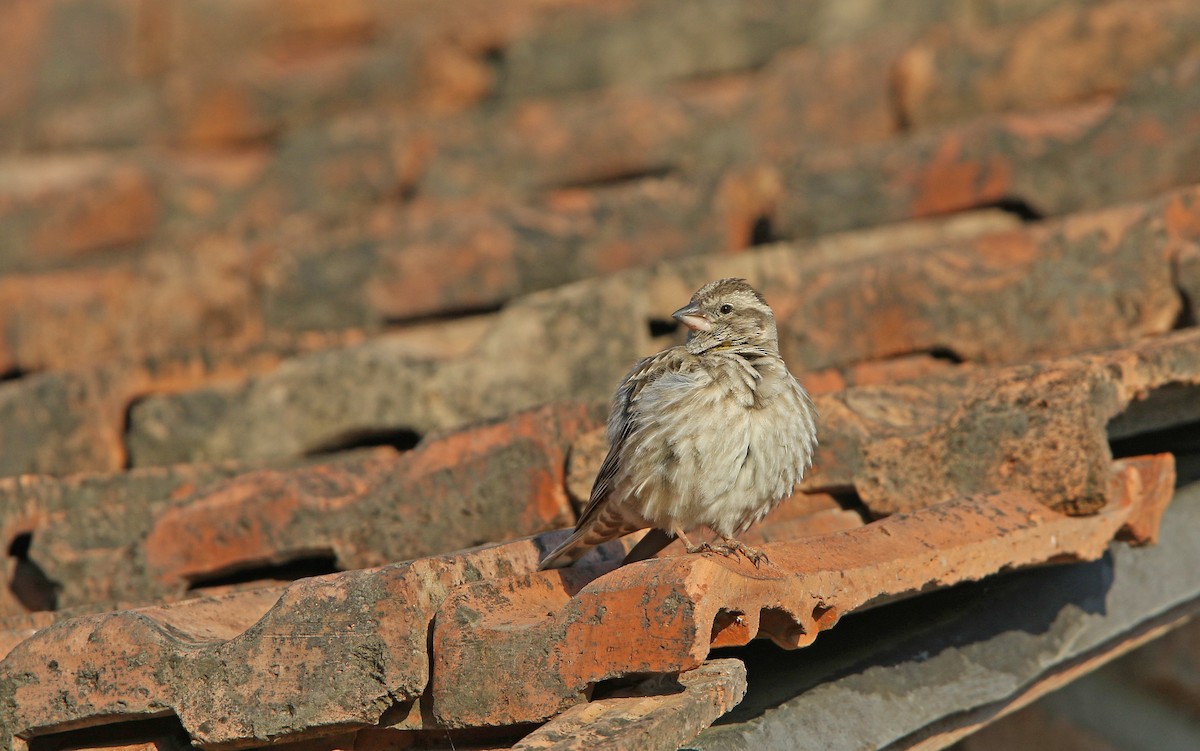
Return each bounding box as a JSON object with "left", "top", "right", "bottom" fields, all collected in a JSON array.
[{"left": 539, "top": 278, "right": 817, "bottom": 570}]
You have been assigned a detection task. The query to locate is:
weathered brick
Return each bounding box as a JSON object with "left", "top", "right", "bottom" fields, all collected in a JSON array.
[
  {"left": 804, "top": 332, "right": 1200, "bottom": 517},
  {"left": 138, "top": 402, "right": 599, "bottom": 592},
  {"left": 777, "top": 57, "right": 1200, "bottom": 237},
  {"left": 893, "top": 0, "right": 1200, "bottom": 129},
  {"left": 0, "top": 402, "right": 601, "bottom": 616},
  {"left": 0, "top": 337, "right": 353, "bottom": 477},
  {"left": 0, "top": 461, "right": 253, "bottom": 616},
  {"left": 511, "top": 659, "right": 748, "bottom": 751},
  {"left": 0, "top": 535, "right": 635, "bottom": 747},
  {"left": 124, "top": 189, "right": 1197, "bottom": 468},
  {"left": 3, "top": 0, "right": 953, "bottom": 152},
  {"left": 563, "top": 332, "right": 1200, "bottom": 520},
  {"left": 0, "top": 155, "right": 159, "bottom": 271},
  {"left": 0, "top": 457, "right": 1167, "bottom": 744},
  {"left": 7, "top": 54, "right": 1197, "bottom": 365},
  {"left": 429, "top": 456, "right": 1172, "bottom": 727}
]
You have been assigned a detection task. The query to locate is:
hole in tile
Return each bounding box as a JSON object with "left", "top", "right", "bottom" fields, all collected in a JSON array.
[
  {"left": 591, "top": 671, "right": 686, "bottom": 701},
  {"left": 979, "top": 198, "right": 1043, "bottom": 222},
  {"left": 759, "top": 606, "right": 808, "bottom": 647},
  {"left": 381, "top": 301, "right": 503, "bottom": 328},
  {"left": 551, "top": 165, "right": 673, "bottom": 191},
  {"left": 710, "top": 608, "right": 751, "bottom": 646},
  {"left": 0, "top": 365, "right": 30, "bottom": 382},
  {"left": 826, "top": 488, "right": 877, "bottom": 522},
  {"left": 303, "top": 427, "right": 423, "bottom": 456},
  {"left": 922, "top": 346, "right": 965, "bottom": 364},
  {"left": 1107, "top": 382, "right": 1200, "bottom": 487},
  {"left": 7, "top": 532, "right": 59, "bottom": 612},
  {"left": 748, "top": 214, "right": 776, "bottom": 246},
  {"left": 1173, "top": 287, "right": 1196, "bottom": 330},
  {"left": 185, "top": 552, "right": 340, "bottom": 592},
  {"left": 25, "top": 714, "right": 191, "bottom": 751}
]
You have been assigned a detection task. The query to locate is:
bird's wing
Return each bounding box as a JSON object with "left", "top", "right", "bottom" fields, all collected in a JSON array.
[{"left": 575, "top": 347, "right": 692, "bottom": 530}]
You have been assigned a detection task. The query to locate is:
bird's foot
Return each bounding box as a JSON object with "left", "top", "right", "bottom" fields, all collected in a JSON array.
[
  {"left": 682, "top": 537, "right": 769, "bottom": 567},
  {"left": 713, "top": 539, "right": 770, "bottom": 567}
]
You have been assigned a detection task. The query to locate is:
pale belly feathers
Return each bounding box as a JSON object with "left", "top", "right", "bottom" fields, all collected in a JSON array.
[{"left": 612, "top": 354, "right": 816, "bottom": 538}]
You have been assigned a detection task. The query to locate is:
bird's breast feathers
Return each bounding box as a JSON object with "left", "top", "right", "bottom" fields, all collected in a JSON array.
[{"left": 618, "top": 350, "right": 816, "bottom": 535}]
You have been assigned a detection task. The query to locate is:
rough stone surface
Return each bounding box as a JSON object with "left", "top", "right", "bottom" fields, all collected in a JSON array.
[
  {"left": 429, "top": 455, "right": 1171, "bottom": 727},
  {"left": 123, "top": 188, "right": 1200, "bottom": 468},
  {"left": 0, "top": 535, "right": 635, "bottom": 749},
  {"left": 512, "top": 659, "right": 748, "bottom": 751},
  {"left": 0, "top": 402, "right": 601, "bottom": 616},
  {"left": 4, "top": 3, "right": 1200, "bottom": 749},
  {"left": 0, "top": 457, "right": 1169, "bottom": 747},
  {"left": 777, "top": 55, "right": 1200, "bottom": 236},
  {"left": 0, "top": 334, "right": 367, "bottom": 478},
  {"left": 893, "top": 0, "right": 1200, "bottom": 129},
  {"left": 6, "top": 49, "right": 1200, "bottom": 371}
]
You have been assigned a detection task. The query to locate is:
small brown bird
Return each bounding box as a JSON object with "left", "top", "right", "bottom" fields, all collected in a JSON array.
[{"left": 540, "top": 278, "right": 817, "bottom": 569}]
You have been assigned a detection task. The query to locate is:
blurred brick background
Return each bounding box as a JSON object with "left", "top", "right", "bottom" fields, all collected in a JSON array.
[{"left": 3, "top": 1, "right": 1200, "bottom": 749}]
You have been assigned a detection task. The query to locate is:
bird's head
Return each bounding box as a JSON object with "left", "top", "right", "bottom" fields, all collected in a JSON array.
[{"left": 672, "top": 278, "right": 779, "bottom": 354}]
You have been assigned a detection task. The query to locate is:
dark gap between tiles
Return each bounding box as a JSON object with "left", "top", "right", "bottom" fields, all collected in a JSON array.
[
  {"left": 303, "top": 426, "right": 423, "bottom": 456},
  {"left": 185, "top": 551, "right": 340, "bottom": 592},
  {"left": 550, "top": 164, "right": 675, "bottom": 191},
  {"left": 25, "top": 714, "right": 192, "bottom": 751},
  {"left": 381, "top": 301, "right": 504, "bottom": 329},
  {"left": 7, "top": 532, "right": 59, "bottom": 612},
  {"left": 1107, "top": 381, "right": 1200, "bottom": 487},
  {"left": 0, "top": 365, "right": 30, "bottom": 382}
]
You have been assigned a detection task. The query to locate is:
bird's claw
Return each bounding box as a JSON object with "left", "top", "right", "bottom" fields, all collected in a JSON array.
[{"left": 685, "top": 539, "right": 769, "bottom": 567}]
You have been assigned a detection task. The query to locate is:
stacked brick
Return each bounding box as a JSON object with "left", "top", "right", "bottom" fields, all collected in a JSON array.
[{"left": 3, "top": 1, "right": 1200, "bottom": 749}]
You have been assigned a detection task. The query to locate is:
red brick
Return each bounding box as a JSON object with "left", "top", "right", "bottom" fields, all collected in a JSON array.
[
  {"left": 0, "top": 155, "right": 159, "bottom": 270},
  {"left": 0, "top": 535, "right": 635, "bottom": 747},
  {"left": 894, "top": 1, "right": 1200, "bottom": 129},
  {"left": 0, "top": 338, "right": 346, "bottom": 478},
  {"left": 429, "top": 456, "right": 1170, "bottom": 727},
  {"left": 512, "top": 658, "right": 748, "bottom": 751},
  {"left": 140, "top": 402, "right": 600, "bottom": 592},
  {"left": 114, "top": 187, "right": 1199, "bottom": 471},
  {"left": 0, "top": 402, "right": 601, "bottom": 616}
]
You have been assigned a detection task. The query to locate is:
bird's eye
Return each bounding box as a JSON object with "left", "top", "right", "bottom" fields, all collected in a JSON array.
[{"left": 719, "top": 304, "right": 733, "bottom": 314}]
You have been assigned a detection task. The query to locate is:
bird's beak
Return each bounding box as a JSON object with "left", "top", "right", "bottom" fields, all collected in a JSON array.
[{"left": 671, "top": 303, "right": 712, "bottom": 332}]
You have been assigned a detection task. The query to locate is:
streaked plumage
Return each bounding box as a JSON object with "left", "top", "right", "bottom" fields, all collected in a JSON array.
[{"left": 539, "top": 278, "right": 817, "bottom": 569}]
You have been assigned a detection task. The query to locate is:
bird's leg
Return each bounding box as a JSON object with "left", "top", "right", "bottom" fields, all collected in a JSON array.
[
  {"left": 672, "top": 527, "right": 714, "bottom": 555},
  {"left": 713, "top": 537, "right": 770, "bottom": 567}
]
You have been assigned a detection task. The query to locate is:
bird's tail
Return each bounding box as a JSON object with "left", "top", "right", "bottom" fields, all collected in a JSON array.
[
  {"left": 538, "top": 527, "right": 597, "bottom": 569},
  {"left": 538, "top": 513, "right": 650, "bottom": 570}
]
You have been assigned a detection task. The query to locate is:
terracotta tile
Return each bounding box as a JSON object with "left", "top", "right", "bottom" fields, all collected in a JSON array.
[
  {"left": 120, "top": 189, "right": 1200, "bottom": 470},
  {"left": 512, "top": 658, "right": 748, "bottom": 751},
  {"left": 0, "top": 402, "right": 601, "bottom": 616},
  {"left": 0, "top": 338, "right": 351, "bottom": 477},
  {"left": 893, "top": 0, "right": 1200, "bottom": 129},
  {"left": 0, "top": 535, "right": 634, "bottom": 747},
  {"left": 429, "top": 455, "right": 1172, "bottom": 727}
]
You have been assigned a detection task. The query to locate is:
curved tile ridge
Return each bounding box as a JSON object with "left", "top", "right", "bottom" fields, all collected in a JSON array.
[
  {"left": 0, "top": 534, "right": 634, "bottom": 747},
  {"left": 512, "top": 658, "right": 749, "bottom": 751},
  {"left": 430, "top": 454, "right": 1175, "bottom": 728}
]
